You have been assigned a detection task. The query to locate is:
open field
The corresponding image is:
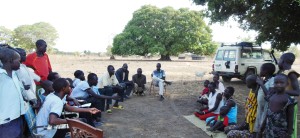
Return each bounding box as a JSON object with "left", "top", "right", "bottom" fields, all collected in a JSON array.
[{"left": 50, "top": 55, "right": 300, "bottom": 138}]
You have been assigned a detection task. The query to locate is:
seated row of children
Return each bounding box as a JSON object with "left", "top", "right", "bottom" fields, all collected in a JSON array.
[{"left": 195, "top": 53, "right": 299, "bottom": 137}]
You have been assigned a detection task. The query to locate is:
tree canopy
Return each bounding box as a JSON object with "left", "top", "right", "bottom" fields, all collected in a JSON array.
[
  {"left": 112, "top": 5, "right": 217, "bottom": 60},
  {"left": 193, "top": 0, "right": 300, "bottom": 51},
  {"left": 0, "top": 26, "right": 13, "bottom": 45},
  {"left": 13, "top": 22, "right": 58, "bottom": 50}
]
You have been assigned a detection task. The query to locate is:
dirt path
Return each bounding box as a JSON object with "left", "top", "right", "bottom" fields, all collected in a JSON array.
[{"left": 99, "top": 91, "right": 209, "bottom": 138}]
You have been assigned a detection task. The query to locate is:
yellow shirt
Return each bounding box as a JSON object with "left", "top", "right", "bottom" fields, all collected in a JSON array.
[
  {"left": 245, "top": 89, "right": 257, "bottom": 133},
  {"left": 98, "top": 72, "right": 119, "bottom": 88}
]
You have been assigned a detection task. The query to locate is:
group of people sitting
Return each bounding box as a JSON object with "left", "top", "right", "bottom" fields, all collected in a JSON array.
[
  {"left": 195, "top": 53, "right": 299, "bottom": 138},
  {"left": 0, "top": 39, "right": 173, "bottom": 138}
]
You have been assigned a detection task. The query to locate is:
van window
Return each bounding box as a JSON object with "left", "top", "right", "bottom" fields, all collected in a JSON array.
[
  {"left": 224, "top": 50, "right": 236, "bottom": 61},
  {"left": 215, "top": 50, "right": 223, "bottom": 60},
  {"left": 241, "top": 49, "right": 262, "bottom": 59},
  {"left": 252, "top": 49, "right": 262, "bottom": 59}
]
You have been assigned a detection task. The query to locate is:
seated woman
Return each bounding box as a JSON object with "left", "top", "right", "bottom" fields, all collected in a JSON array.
[
  {"left": 194, "top": 82, "right": 223, "bottom": 120},
  {"left": 207, "top": 86, "right": 237, "bottom": 131}
]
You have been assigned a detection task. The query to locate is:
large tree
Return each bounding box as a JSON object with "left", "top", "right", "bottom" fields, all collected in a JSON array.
[
  {"left": 112, "top": 5, "right": 217, "bottom": 60},
  {"left": 0, "top": 26, "right": 13, "bottom": 45},
  {"left": 193, "top": 0, "right": 300, "bottom": 51},
  {"left": 13, "top": 22, "right": 58, "bottom": 50}
]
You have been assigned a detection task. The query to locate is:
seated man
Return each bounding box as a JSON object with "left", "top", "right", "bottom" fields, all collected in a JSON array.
[
  {"left": 36, "top": 78, "right": 100, "bottom": 138},
  {"left": 152, "top": 63, "right": 171, "bottom": 101},
  {"left": 98, "top": 65, "right": 125, "bottom": 113},
  {"left": 132, "top": 68, "right": 146, "bottom": 95},
  {"left": 71, "top": 73, "right": 119, "bottom": 122},
  {"left": 115, "top": 63, "right": 134, "bottom": 98}
]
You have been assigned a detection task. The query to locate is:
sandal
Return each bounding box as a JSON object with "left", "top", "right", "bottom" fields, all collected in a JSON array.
[
  {"left": 113, "top": 105, "right": 124, "bottom": 109},
  {"left": 106, "top": 109, "right": 112, "bottom": 114}
]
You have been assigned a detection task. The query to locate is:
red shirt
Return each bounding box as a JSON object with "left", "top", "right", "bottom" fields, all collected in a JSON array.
[
  {"left": 201, "top": 87, "right": 209, "bottom": 96},
  {"left": 24, "top": 52, "right": 52, "bottom": 83}
]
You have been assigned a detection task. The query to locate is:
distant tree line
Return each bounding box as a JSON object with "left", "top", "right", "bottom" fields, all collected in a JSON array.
[{"left": 0, "top": 22, "right": 58, "bottom": 51}]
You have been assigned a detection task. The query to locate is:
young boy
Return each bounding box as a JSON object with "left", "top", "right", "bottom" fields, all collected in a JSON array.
[
  {"left": 197, "top": 80, "right": 210, "bottom": 102},
  {"left": 36, "top": 78, "right": 100, "bottom": 138},
  {"left": 260, "top": 74, "right": 294, "bottom": 138},
  {"left": 277, "top": 53, "right": 299, "bottom": 138},
  {"left": 254, "top": 63, "right": 275, "bottom": 133},
  {"left": 224, "top": 74, "right": 258, "bottom": 138},
  {"left": 207, "top": 87, "right": 237, "bottom": 132},
  {"left": 38, "top": 80, "right": 54, "bottom": 104},
  {"left": 73, "top": 70, "right": 85, "bottom": 88}
]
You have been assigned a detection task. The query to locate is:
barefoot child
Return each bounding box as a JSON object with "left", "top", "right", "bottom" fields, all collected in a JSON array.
[
  {"left": 260, "top": 74, "right": 295, "bottom": 138},
  {"left": 277, "top": 53, "right": 299, "bottom": 138}
]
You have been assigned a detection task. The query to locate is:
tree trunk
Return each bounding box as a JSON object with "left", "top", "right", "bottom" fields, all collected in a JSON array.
[{"left": 159, "top": 54, "right": 171, "bottom": 61}]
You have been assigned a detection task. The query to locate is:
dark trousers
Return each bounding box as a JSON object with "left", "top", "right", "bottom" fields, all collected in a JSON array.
[
  {"left": 53, "top": 128, "right": 69, "bottom": 138},
  {"left": 0, "top": 117, "right": 23, "bottom": 138},
  {"left": 85, "top": 96, "right": 104, "bottom": 118},
  {"left": 102, "top": 86, "right": 124, "bottom": 104},
  {"left": 120, "top": 81, "right": 134, "bottom": 96}
]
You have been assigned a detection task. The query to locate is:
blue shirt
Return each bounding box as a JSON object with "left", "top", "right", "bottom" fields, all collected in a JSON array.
[
  {"left": 0, "top": 69, "right": 25, "bottom": 125},
  {"left": 152, "top": 70, "right": 166, "bottom": 79}
]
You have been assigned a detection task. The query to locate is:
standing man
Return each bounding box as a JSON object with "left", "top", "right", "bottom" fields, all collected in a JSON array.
[
  {"left": 15, "top": 48, "right": 41, "bottom": 104},
  {"left": 132, "top": 68, "right": 147, "bottom": 95},
  {"left": 0, "top": 48, "right": 25, "bottom": 138},
  {"left": 115, "top": 63, "right": 134, "bottom": 98},
  {"left": 152, "top": 63, "right": 171, "bottom": 101},
  {"left": 24, "top": 39, "right": 52, "bottom": 85}
]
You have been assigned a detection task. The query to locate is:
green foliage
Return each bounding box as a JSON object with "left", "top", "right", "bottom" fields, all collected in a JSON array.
[
  {"left": 112, "top": 5, "right": 217, "bottom": 60},
  {"left": 106, "top": 45, "right": 113, "bottom": 56},
  {"left": 13, "top": 22, "right": 58, "bottom": 50},
  {"left": 193, "top": 0, "right": 300, "bottom": 51},
  {"left": 0, "top": 26, "right": 13, "bottom": 45}
]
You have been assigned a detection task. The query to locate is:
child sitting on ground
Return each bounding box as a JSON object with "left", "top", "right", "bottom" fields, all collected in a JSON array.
[
  {"left": 197, "top": 80, "right": 210, "bottom": 102},
  {"left": 207, "top": 87, "right": 237, "bottom": 132},
  {"left": 259, "top": 74, "right": 295, "bottom": 138}
]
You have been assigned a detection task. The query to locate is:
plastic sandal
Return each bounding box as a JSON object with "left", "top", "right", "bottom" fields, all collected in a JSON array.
[
  {"left": 113, "top": 105, "right": 124, "bottom": 109},
  {"left": 107, "top": 109, "right": 112, "bottom": 114}
]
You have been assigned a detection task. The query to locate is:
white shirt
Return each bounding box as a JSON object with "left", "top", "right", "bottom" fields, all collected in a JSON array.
[
  {"left": 36, "top": 93, "right": 64, "bottom": 138},
  {"left": 16, "top": 64, "right": 40, "bottom": 101},
  {"left": 70, "top": 81, "right": 90, "bottom": 99},
  {"left": 208, "top": 90, "right": 223, "bottom": 114},
  {"left": 98, "top": 72, "right": 119, "bottom": 88},
  {"left": 217, "top": 81, "right": 225, "bottom": 93},
  {"left": 73, "top": 78, "right": 81, "bottom": 88},
  {"left": 0, "top": 69, "right": 25, "bottom": 125}
]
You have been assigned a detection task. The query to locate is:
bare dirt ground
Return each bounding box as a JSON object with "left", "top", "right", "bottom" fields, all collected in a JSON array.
[{"left": 50, "top": 55, "right": 300, "bottom": 138}]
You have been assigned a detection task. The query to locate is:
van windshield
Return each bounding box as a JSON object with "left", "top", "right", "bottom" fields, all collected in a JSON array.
[{"left": 241, "top": 49, "right": 262, "bottom": 59}]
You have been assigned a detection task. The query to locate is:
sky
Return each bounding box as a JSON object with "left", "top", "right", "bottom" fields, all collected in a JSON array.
[{"left": 1, "top": 0, "right": 258, "bottom": 52}]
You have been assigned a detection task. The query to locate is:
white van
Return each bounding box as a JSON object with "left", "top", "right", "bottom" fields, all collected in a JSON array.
[{"left": 212, "top": 42, "right": 277, "bottom": 82}]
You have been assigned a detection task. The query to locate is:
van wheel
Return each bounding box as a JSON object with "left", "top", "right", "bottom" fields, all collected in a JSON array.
[
  {"left": 243, "top": 69, "right": 255, "bottom": 83},
  {"left": 222, "top": 76, "right": 232, "bottom": 82}
]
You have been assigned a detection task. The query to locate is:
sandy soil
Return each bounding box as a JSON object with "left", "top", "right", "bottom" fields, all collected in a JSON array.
[{"left": 50, "top": 55, "right": 300, "bottom": 138}]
